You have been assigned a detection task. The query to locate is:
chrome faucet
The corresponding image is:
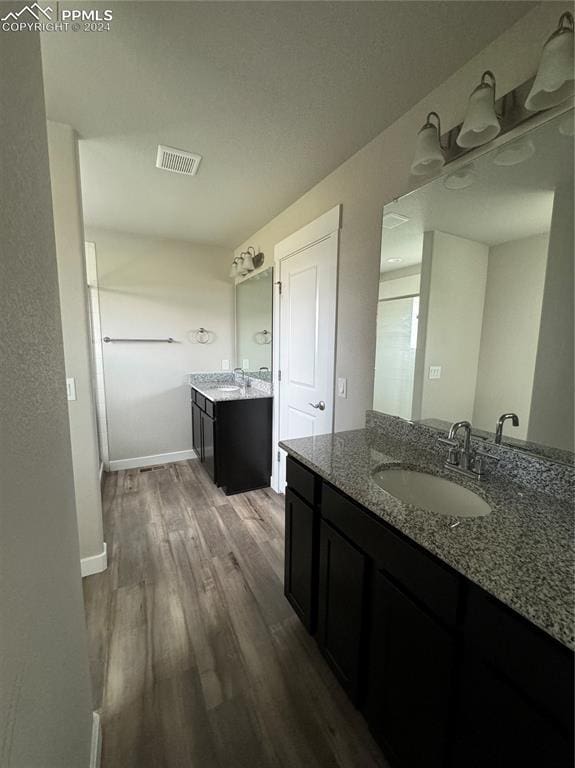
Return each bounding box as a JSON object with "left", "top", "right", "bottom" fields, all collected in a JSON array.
[
  {"left": 439, "top": 420, "right": 499, "bottom": 479},
  {"left": 233, "top": 367, "right": 246, "bottom": 386},
  {"left": 495, "top": 413, "right": 519, "bottom": 444}
]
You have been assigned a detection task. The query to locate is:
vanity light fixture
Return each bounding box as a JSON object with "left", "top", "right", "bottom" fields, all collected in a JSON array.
[
  {"left": 444, "top": 164, "right": 476, "bottom": 190},
  {"left": 229, "top": 247, "right": 264, "bottom": 280},
  {"left": 492, "top": 137, "right": 535, "bottom": 167},
  {"left": 525, "top": 12, "right": 574, "bottom": 112},
  {"left": 457, "top": 71, "right": 501, "bottom": 149},
  {"left": 410, "top": 112, "right": 446, "bottom": 176}
]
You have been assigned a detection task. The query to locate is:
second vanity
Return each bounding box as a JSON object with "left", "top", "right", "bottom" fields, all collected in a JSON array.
[
  {"left": 280, "top": 414, "right": 574, "bottom": 768},
  {"left": 189, "top": 373, "right": 272, "bottom": 495}
]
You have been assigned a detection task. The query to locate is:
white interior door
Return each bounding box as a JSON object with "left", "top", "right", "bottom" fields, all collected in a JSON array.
[{"left": 274, "top": 205, "right": 340, "bottom": 492}]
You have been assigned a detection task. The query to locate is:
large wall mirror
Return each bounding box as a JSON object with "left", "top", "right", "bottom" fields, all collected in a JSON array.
[
  {"left": 374, "top": 107, "right": 574, "bottom": 463},
  {"left": 236, "top": 267, "right": 273, "bottom": 379}
]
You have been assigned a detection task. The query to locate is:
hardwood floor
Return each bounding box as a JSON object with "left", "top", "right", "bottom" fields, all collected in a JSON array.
[{"left": 83, "top": 460, "right": 388, "bottom": 768}]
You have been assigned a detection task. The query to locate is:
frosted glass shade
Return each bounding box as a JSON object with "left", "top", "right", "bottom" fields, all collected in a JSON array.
[
  {"left": 229, "top": 260, "right": 238, "bottom": 278},
  {"left": 525, "top": 25, "right": 574, "bottom": 111},
  {"left": 457, "top": 82, "right": 500, "bottom": 148},
  {"left": 410, "top": 124, "right": 445, "bottom": 176},
  {"left": 242, "top": 251, "right": 255, "bottom": 272}
]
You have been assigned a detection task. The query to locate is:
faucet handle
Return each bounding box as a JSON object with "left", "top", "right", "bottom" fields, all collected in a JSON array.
[
  {"left": 438, "top": 436, "right": 460, "bottom": 466},
  {"left": 473, "top": 448, "right": 500, "bottom": 476}
]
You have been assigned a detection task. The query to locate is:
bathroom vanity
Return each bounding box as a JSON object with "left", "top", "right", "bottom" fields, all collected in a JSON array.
[
  {"left": 281, "top": 421, "right": 574, "bottom": 768},
  {"left": 190, "top": 376, "right": 272, "bottom": 494}
]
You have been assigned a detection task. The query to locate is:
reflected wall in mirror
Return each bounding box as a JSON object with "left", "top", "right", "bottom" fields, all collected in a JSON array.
[
  {"left": 374, "top": 107, "right": 574, "bottom": 462},
  {"left": 236, "top": 267, "right": 273, "bottom": 379}
]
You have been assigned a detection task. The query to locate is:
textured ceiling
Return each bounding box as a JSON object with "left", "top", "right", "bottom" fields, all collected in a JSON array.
[{"left": 41, "top": 1, "right": 534, "bottom": 247}]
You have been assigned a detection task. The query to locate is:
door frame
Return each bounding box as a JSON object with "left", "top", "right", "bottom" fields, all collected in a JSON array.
[{"left": 271, "top": 204, "right": 341, "bottom": 493}]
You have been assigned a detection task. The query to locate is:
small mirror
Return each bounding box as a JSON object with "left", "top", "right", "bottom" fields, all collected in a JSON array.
[
  {"left": 374, "top": 108, "right": 574, "bottom": 463},
  {"left": 235, "top": 267, "right": 273, "bottom": 379}
]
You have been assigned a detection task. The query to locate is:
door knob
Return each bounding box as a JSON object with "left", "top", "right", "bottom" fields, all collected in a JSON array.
[{"left": 309, "top": 400, "right": 326, "bottom": 411}]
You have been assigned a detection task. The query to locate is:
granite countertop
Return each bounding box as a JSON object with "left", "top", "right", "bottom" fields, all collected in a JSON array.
[
  {"left": 188, "top": 373, "right": 272, "bottom": 403},
  {"left": 280, "top": 428, "right": 575, "bottom": 650}
]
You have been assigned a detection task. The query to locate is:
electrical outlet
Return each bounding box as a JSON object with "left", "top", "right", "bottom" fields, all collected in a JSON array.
[
  {"left": 242, "top": 359, "right": 249, "bottom": 370},
  {"left": 429, "top": 365, "right": 442, "bottom": 380},
  {"left": 221, "top": 359, "right": 230, "bottom": 370},
  {"left": 337, "top": 377, "right": 347, "bottom": 398},
  {"left": 66, "top": 377, "right": 77, "bottom": 401}
]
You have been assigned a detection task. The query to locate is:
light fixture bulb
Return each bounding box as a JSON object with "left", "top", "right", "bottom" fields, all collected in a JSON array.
[
  {"left": 492, "top": 138, "right": 535, "bottom": 167},
  {"left": 410, "top": 112, "right": 445, "bottom": 176},
  {"left": 525, "top": 12, "right": 574, "bottom": 112},
  {"left": 444, "top": 164, "right": 476, "bottom": 190},
  {"left": 457, "top": 71, "right": 501, "bottom": 149}
]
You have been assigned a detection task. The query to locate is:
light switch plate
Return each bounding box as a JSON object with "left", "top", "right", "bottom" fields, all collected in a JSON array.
[
  {"left": 337, "top": 377, "right": 347, "bottom": 398},
  {"left": 221, "top": 359, "right": 230, "bottom": 370},
  {"left": 66, "top": 377, "right": 77, "bottom": 401},
  {"left": 429, "top": 365, "right": 442, "bottom": 380}
]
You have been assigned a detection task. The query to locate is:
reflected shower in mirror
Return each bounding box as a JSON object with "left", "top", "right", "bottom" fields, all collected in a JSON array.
[
  {"left": 235, "top": 267, "right": 273, "bottom": 380},
  {"left": 374, "top": 107, "right": 574, "bottom": 463}
]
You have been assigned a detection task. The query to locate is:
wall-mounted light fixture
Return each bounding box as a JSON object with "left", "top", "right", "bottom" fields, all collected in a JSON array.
[
  {"left": 525, "top": 11, "right": 574, "bottom": 112},
  {"left": 410, "top": 112, "right": 446, "bottom": 176},
  {"left": 229, "top": 246, "right": 264, "bottom": 279},
  {"left": 457, "top": 71, "right": 500, "bottom": 149}
]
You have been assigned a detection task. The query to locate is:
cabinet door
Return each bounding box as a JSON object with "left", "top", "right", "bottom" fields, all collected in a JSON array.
[
  {"left": 363, "top": 569, "right": 455, "bottom": 768},
  {"left": 201, "top": 411, "right": 216, "bottom": 481},
  {"left": 191, "top": 402, "right": 202, "bottom": 459},
  {"left": 452, "top": 653, "right": 573, "bottom": 768},
  {"left": 284, "top": 489, "right": 317, "bottom": 632},
  {"left": 317, "top": 520, "right": 368, "bottom": 702}
]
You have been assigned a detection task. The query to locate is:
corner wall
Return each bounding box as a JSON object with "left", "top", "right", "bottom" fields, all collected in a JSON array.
[
  {"left": 47, "top": 121, "right": 105, "bottom": 565},
  {"left": 233, "top": 3, "right": 571, "bottom": 431},
  {"left": 0, "top": 30, "right": 94, "bottom": 768}
]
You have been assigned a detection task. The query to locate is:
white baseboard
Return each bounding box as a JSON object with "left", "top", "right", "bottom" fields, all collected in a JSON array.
[
  {"left": 81, "top": 542, "right": 107, "bottom": 578},
  {"left": 90, "top": 711, "right": 102, "bottom": 768},
  {"left": 106, "top": 449, "right": 197, "bottom": 472}
]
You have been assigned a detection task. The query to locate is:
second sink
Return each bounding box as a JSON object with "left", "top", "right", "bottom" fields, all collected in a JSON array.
[{"left": 373, "top": 468, "right": 491, "bottom": 518}]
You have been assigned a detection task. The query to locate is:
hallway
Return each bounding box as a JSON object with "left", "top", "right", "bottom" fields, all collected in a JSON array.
[{"left": 83, "top": 461, "right": 387, "bottom": 768}]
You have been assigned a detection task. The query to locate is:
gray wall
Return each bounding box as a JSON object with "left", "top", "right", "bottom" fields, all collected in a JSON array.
[
  {"left": 528, "top": 184, "right": 575, "bottom": 451},
  {"left": 48, "top": 122, "right": 105, "bottom": 562},
  {"left": 0, "top": 30, "right": 93, "bottom": 768},
  {"left": 86, "top": 227, "right": 233, "bottom": 464},
  {"left": 232, "top": 3, "right": 571, "bottom": 432}
]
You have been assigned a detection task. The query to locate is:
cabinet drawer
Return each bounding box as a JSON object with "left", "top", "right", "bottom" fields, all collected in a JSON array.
[
  {"left": 195, "top": 392, "right": 206, "bottom": 411},
  {"left": 286, "top": 456, "right": 319, "bottom": 507},
  {"left": 204, "top": 398, "right": 214, "bottom": 418},
  {"left": 464, "top": 585, "right": 574, "bottom": 731},
  {"left": 322, "top": 482, "right": 460, "bottom": 625}
]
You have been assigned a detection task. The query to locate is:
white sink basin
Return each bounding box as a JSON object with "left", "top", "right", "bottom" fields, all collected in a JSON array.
[
  {"left": 373, "top": 469, "right": 491, "bottom": 519},
  {"left": 217, "top": 386, "right": 240, "bottom": 392}
]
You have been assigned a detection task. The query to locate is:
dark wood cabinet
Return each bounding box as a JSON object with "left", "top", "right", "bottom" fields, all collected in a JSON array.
[
  {"left": 363, "top": 568, "right": 455, "bottom": 768},
  {"left": 191, "top": 401, "right": 202, "bottom": 458},
  {"left": 317, "top": 519, "right": 368, "bottom": 702},
  {"left": 283, "top": 468, "right": 574, "bottom": 768},
  {"left": 284, "top": 488, "right": 318, "bottom": 632},
  {"left": 200, "top": 410, "right": 216, "bottom": 481},
  {"left": 190, "top": 388, "right": 272, "bottom": 495}
]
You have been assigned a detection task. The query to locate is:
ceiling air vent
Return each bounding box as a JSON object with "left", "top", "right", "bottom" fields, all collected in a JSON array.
[
  {"left": 156, "top": 145, "right": 202, "bottom": 176},
  {"left": 382, "top": 212, "right": 409, "bottom": 229}
]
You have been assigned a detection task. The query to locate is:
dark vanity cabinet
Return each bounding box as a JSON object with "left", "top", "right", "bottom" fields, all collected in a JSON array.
[
  {"left": 190, "top": 388, "right": 272, "bottom": 494},
  {"left": 284, "top": 455, "right": 574, "bottom": 768}
]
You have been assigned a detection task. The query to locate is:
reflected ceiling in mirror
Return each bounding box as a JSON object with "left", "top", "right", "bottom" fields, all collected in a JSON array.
[{"left": 374, "top": 107, "right": 574, "bottom": 464}]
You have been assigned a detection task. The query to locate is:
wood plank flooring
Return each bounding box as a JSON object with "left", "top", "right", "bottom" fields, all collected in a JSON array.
[{"left": 83, "top": 460, "right": 388, "bottom": 768}]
